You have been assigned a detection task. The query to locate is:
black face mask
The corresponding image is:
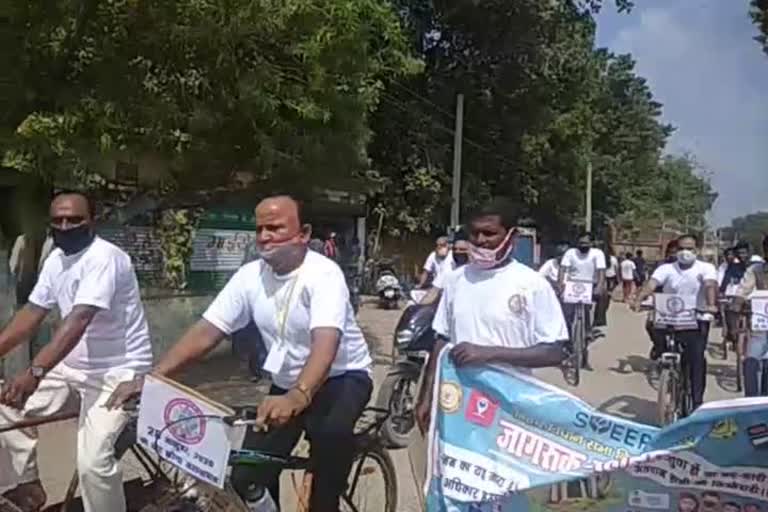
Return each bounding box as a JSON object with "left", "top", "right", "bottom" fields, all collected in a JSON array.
[
  {"left": 453, "top": 253, "right": 469, "bottom": 267},
  {"left": 578, "top": 246, "right": 590, "bottom": 254},
  {"left": 52, "top": 224, "right": 95, "bottom": 255}
]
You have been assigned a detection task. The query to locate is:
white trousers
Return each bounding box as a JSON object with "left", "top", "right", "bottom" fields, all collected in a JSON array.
[{"left": 0, "top": 364, "right": 136, "bottom": 512}]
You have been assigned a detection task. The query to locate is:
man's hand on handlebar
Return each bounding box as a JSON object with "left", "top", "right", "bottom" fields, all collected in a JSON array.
[
  {"left": 256, "top": 390, "right": 309, "bottom": 429},
  {"left": 105, "top": 375, "right": 145, "bottom": 410}
]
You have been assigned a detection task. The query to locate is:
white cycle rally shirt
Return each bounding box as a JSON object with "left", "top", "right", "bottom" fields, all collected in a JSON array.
[
  {"left": 204, "top": 250, "right": 372, "bottom": 390},
  {"left": 561, "top": 248, "right": 606, "bottom": 284},
  {"left": 650, "top": 260, "right": 718, "bottom": 312},
  {"left": 28, "top": 237, "right": 153, "bottom": 373},
  {"left": 432, "top": 260, "right": 568, "bottom": 372}
]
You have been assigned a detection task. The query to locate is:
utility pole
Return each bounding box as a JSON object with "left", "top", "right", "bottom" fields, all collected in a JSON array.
[
  {"left": 450, "top": 93, "right": 464, "bottom": 229},
  {"left": 585, "top": 159, "right": 593, "bottom": 233}
]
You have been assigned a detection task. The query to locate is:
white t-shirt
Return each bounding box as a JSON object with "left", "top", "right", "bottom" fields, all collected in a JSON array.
[
  {"left": 538, "top": 258, "right": 560, "bottom": 283},
  {"left": 650, "top": 260, "right": 718, "bottom": 311},
  {"left": 561, "top": 248, "right": 607, "bottom": 284},
  {"left": 432, "top": 264, "right": 463, "bottom": 290},
  {"left": 717, "top": 262, "right": 727, "bottom": 286},
  {"left": 606, "top": 256, "right": 619, "bottom": 279},
  {"left": 203, "top": 250, "right": 371, "bottom": 389},
  {"left": 432, "top": 260, "right": 568, "bottom": 371},
  {"left": 423, "top": 251, "right": 453, "bottom": 282},
  {"left": 28, "top": 237, "right": 153, "bottom": 373},
  {"left": 620, "top": 259, "right": 637, "bottom": 281}
]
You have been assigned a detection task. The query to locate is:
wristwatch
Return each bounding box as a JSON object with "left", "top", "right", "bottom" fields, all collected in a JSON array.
[{"left": 28, "top": 366, "right": 46, "bottom": 380}]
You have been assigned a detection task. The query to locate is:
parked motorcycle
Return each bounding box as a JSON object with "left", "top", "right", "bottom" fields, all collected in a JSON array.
[
  {"left": 375, "top": 265, "right": 402, "bottom": 309},
  {"left": 375, "top": 300, "right": 437, "bottom": 448}
]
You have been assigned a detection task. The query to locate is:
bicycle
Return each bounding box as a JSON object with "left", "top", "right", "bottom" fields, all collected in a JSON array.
[
  {"left": 654, "top": 322, "right": 692, "bottom": 426},
  {"left": 643, "top": 302, "right": 711, "bottom": 426},
  {"left": 563, "top": 302, "right": 589, "bottom": 387},
  {"left": 0, "top": 402, "right": 397, "bottom": 512}
]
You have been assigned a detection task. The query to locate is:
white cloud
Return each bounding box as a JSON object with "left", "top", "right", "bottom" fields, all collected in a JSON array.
[{"left": 599, "top": 0, "right": 768, "bottom": 225}]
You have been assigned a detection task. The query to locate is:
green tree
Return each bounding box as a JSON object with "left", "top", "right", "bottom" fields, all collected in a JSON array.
[
  {"left": 367, "top": 0, "right": 712, "bottom": 239},
  {"left": 752, "top": 0, "right": 768, "bottom": 55},
  {"left": 722, "top": 211, "right": 768, "bottom": 251},
  {"left": 1, "top": 0, "right": 418, "bottom": 191}
]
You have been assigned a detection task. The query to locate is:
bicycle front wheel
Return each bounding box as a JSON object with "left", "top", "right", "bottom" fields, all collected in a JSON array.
[
  {"left": 571, "top": 307, "right": 585, "bottom": 386},
  {"left": 342, "top": 445, "right": 398, "bottom": 512},
  {"left": 657, "top": 367, "right": 679, "bottom": 426}
]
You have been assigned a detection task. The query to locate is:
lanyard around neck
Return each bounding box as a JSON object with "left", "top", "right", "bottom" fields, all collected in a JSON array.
[{"left": 275, "top": 273, "right": 301, "bottom": 342}]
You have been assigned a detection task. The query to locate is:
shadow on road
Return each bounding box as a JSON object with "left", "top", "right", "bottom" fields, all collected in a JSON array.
[
  {"left": 362, "top": 325, "right": 395, "bottom": 367},
  {"left": 598, "top": 395, "right": 658, "bottom": 425},
  {"left": 707, "top": 362, "right": 740, "bottom": 393},
  {"left": 610, "top": 355, "right": 660, "bottom": 390}
]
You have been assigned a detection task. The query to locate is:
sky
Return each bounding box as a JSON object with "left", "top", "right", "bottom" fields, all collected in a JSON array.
[{"left": 595, "top": 0, "right": 768, "bottom": 227}]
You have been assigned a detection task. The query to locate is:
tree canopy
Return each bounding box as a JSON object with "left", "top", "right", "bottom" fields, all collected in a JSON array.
[
  {"left": 366, "top": 0, "right": 714, "bottom": 239},
  {"left": 1, "top": 0, "right": 418, "bottom": 191},
  {"left": 721, "top": 211, "right": 768, "bottom": 252},
  {"left": 0, "top": 0, "right": 716, "bottom": 244},
  {"left": 752, "top": 0, "right": 768, "bottom": 55}
]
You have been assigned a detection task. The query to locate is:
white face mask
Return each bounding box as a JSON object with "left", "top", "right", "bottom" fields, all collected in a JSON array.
[{"left": 677, "top": 249, "right": 698, "bottom": 265}]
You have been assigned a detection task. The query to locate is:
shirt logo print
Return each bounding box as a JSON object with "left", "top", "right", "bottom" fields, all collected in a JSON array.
[{"left": 507, "top": 294, "right": 527, "bottom": 315}]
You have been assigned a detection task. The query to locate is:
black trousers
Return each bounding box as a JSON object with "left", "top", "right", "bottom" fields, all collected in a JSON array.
[
  {"left": 231, "top": 371, "right": 373, "bottom": 511},
  {"left": 593, "top": 293, "right": 610, "bottom": 328},
  {"left": 653, "top": 322, "right": 709, "bottom": 409}
]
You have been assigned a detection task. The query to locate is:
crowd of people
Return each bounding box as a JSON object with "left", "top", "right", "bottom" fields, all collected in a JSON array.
[{"left": 0, "top": 189, "right": 765, "bottom": 511}]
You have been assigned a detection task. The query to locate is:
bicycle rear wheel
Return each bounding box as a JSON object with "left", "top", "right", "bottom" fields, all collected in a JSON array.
[
  {"left": 657, "top": 367, "right": 679, "bottom": 426},
  {"left": 342, "top": 445, "right": 398, "bottom": 512}
]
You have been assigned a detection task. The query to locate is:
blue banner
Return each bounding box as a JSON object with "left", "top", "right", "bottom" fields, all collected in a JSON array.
[{"left": 426, "top": 349, "right": 768, "bottom": 512}]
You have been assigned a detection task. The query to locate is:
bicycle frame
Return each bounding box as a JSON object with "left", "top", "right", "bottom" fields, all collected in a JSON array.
[{"left": 659, "top": 327, "right": 692, "bottom": 421}]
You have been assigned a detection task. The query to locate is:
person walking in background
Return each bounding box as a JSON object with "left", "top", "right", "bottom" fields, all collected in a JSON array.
[
  {"left": 9, "top": 228, "right": 50, "bottom": 308},
  {"left": 633, "top": 249, "right": 647, "bottom": 288},
  {"left": 593, "top": 242, "right": 616, "bottom": 329},
  {"left": 605, "top": 247, "right": 619, "bottom": 294},
  {"left": 718, "top": 247, "right": 735, "bottom": 286},
  {"left": 620, "top": 252, "right": 637, "bottom": 302}
]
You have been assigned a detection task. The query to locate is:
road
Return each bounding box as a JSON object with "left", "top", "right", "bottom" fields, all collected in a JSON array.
[{"left": 32, "top": 300, "right": 740, "bottom": 510}]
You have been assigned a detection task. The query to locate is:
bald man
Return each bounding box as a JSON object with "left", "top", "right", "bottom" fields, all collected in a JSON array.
[
  {"left": 0, "top": 191, "right": 153, "bottom": 512},
  {"left": 109, "top": 195, "right": 372, "bottom": 511}
]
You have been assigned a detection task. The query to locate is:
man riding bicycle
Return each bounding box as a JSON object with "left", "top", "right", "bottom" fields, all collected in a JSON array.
[
  {"left": 557, "top": 232, "right": 607, "bottom": 370},
  {"left": 732, "top": 235, "right": 768, "bottom": 397},
  {"left": 109, "top": 195, "right": 373, "bottom": 512},
  {"left": 632, "top": 234, "right": 718, "bottom": 410},
  {"left": 0, "top": 191, "right": 153, "bottom": 512},
  {"left": 644, "top": 240, "right": 679, "bottom": 360}
]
